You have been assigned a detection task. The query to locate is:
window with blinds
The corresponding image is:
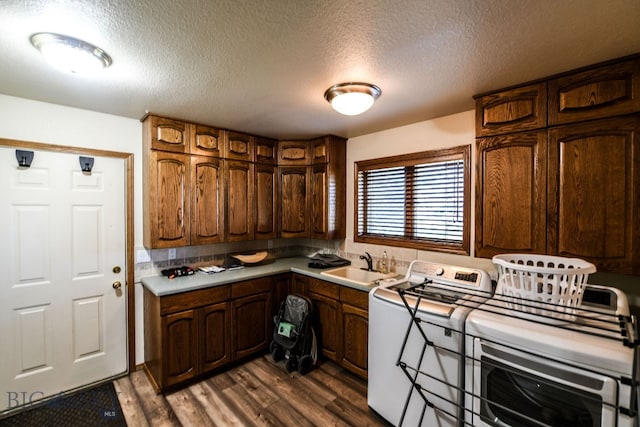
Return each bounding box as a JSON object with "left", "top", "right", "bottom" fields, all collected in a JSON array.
[{"left": 355, "top": 145, "right": 470, "bottom": 254}]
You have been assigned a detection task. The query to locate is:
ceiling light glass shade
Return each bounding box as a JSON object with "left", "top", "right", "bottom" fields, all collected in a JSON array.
[
  {"left": 30, "top": 33, "right": 112, "bottom": 75},
  {"left": 324, "top": 82, "right": 381, "bottom": 115}
]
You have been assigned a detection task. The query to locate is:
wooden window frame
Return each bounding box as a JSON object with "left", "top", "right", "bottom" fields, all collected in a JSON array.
[{"left": 354, "top": 145, "right": 471, "bottom": 255}]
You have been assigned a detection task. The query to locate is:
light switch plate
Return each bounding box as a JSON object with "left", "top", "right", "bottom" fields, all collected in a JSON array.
[{"left": 168, "top": 248, "right": 176, "bottom": 260}]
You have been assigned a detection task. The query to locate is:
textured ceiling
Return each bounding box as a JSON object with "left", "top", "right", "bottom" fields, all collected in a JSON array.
[{"left": 1, "top": 0, "right": 639, "bottom": 139}]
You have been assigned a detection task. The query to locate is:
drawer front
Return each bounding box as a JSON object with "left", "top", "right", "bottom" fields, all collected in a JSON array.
[
  {"left": 160, "top": 285, "right": 230, "bottom": 315},
  {"left": 340, "top": 286, "right": 368, "bottom": 310},
  {"left": 307, "top": 277, "right": 339, "bottom": 299},
  {"left": 231, "top": 277, "right": 271, "bottom": 299}
]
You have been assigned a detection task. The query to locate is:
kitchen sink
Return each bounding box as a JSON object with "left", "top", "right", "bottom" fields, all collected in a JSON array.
[{"left": 320, "top": 266, "right": 397, "bottom": 286}]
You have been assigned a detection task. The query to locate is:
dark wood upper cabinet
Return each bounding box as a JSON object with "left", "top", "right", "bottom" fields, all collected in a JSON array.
[
  {"left": 144, "top": 115, "right": 190, "bottom": 153},
  {"left": 191, "top": 124, "right": 223, "bottom": 157},
  {"left": 255, "top": 137, "right": 277, "bottom": 164},
  {"left": 144, "top": 150, "right": 190, "bottom": 248},
  {"left": 190, "top": 155, "right": 224, "bottom": 245},
  {"left": 278, "top": 140, "right": 311, "bottom": 165},
  {"left": 475, "top": 55, "right": 640, "bottom": 274},
  {"left": 548, "top": 58, "right": 640, "bottom": 126},
  {"left": 224, "top": 131, "right": 254, "bottom": 161},
  {"left": 225, "top": 160, "right": 254, "bottom": 241},
  {"left": 475, "top": 83, "right": 547, "bottom": 137},
  {"left": 475, "top": 131, "right": 548, "bottom": 258},
  {"left": 254, "top": 163, "right": 278, "bottom": 240},
  {"left": 279, "top": 166, "right": 309, "bottom": 238},
  {"left": 548, "top": 117, "right": 639, "bottom": 275},
  {"left": 143, "top": 113, "right": 347, "bottom": 246},
  {"left": 311, "top": 136, "right": 346, "bottom": 239}
]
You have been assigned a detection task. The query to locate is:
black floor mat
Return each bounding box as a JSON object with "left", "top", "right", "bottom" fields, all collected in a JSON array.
[{"left": 0, "top": 382, "right": 125, "bottom": 426}]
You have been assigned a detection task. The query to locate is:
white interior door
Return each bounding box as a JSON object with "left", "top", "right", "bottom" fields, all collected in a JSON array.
[{"left": 0, "top": 146, "right": 127, "bottom": 412}]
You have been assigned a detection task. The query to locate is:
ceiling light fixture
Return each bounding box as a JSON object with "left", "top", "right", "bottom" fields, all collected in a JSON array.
[
  {"left": 324, "top": 82, "right": 381, "bottom": 116},
  {"left": 30, "top": 33, "right": 112, "bottom": 75}
]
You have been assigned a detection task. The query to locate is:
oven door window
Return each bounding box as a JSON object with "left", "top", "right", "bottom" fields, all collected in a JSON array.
[{"left": 481, "top": 357, "right": 602, "bottom": 426}]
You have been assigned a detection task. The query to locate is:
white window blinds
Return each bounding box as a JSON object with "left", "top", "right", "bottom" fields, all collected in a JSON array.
[{"left": 355, "top": 145, "right": 470, "bottom": 254}]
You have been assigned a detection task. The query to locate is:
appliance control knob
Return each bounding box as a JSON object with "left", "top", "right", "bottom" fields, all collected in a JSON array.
[{"left": 435, "top": 267, "right": 445, "bottom": 276}]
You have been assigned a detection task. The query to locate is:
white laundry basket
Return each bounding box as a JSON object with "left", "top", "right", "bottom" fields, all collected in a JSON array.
[{"left": 493, "top": 254, "right": 596, "bottom": 317}]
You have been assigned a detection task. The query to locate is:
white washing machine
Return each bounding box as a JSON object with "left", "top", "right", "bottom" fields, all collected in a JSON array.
[{"left": 368, "top": 260, "right": 494, "bottom": 426}]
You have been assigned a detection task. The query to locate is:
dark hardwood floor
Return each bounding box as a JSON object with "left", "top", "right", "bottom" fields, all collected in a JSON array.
[{"left": 114, "top": 355, "right": 385, "bottom": 426}]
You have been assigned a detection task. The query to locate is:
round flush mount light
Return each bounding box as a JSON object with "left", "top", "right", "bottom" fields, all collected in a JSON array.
[
  {"left": 30, "top": 33, "right": 112, "bottom": 75},
  {"left": 324, "top": 82, "right": 381, "bottom": 116}
]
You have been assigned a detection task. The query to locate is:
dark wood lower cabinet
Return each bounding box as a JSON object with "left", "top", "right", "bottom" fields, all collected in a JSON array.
[
  {"left": 163, "top": 309, "right": 198, "bottom": 387},
  {"left": 308, "top": 292, "right": 340, "bottom": 362},
  {"left": 144, "top": 278, "right": 270, "bottom": 392},
  {"left": 200, "top": 302, "right": 231, "bottom": 373},
  {"left": 232, "top": 292, "right": 271, "bottom": 360},
  {"left": 340, "top": 287, "right": 369, "bottom": 379},
  {"left": 295, "top": 274, "right": 369, "bottom": 379},
  {"left": 144, "top": 273, "right": 369, "bottom": 392}
]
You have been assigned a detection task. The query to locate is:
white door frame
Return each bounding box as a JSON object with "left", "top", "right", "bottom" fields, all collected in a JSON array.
[{"left": 0, "top": 138, "right": 136, "bottom": 374}]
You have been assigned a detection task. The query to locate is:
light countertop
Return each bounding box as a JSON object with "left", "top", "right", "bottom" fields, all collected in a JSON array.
[{"left": 140, "top": 257, "right": 391, "bottom": 297}]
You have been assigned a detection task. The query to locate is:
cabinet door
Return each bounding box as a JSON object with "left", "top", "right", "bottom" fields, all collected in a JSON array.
[
  {"left": 191, "top": 124, "right": 223, "bottom": 157},
  {"left": 225, "top": 160, "right": 254, "bottom": 241},
  {"left": 191, "top": 156, "right": 224, "bottom": 244},
  {"left": 162, "top": 310, "right": 198, "bottom": 387},
  {"left": 200, "top": 302, "right": 231, "bottom": 373},
  {"left": 475, "top": 131, "right": 547, "bottom": 258},
  {"left": 341, "top": 303, "right": 368, "bottom": 379},
  {"left": 311, "top": 137, "right": 329, "bottom": 164},
  {"left": 232, "top": 292, "right": 271, "bottom": 360},
  {"left": 143, "top": 115, "right": 190, "bottom": 153},
  {"left": 308, "top": 292, "right": 340, "bottom": 362},
  {"left": 278, "top": 140, "right": 310, "bottom": 165},
  {"left": 271, "top": 274, "right": 291, "bottom": 319},
  {"left": 255, "top": 137, "right": 277, "bottom": 164},
  {"left": 225, "top": 131, "right": 254, "bottom": 161},
  {"left": 254, "top": 163, "right": 278, "bottom": 239},
  {"left": 475, "top": 83, "right": 547, "bottom": 137},
  {"left": 291, "top": 274, "right": 308, "bottom": 296},
  {"left": 279, "top": 166, "right": 309, "bottom": 238},
  {"left": 548, "top": 58, "right": 640, "bottom": 126},
  {"left": 144, "top": 151, "right": 190, "bottom": 248},
  {"left": 310, "top": 164, "right": 328, "bottom": 239},
  {"left": 548, "top": 116, "right": 639, "bottom": 274}
]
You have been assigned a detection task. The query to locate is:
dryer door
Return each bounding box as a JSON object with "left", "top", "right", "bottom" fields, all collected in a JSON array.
[{"left": 469, "top": 339, "right": 618, "bottom": 427}]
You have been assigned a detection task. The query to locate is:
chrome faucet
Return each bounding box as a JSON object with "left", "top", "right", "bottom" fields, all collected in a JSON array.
[{"left": 360, "top": 252, "right": 374, "bottom": 271}]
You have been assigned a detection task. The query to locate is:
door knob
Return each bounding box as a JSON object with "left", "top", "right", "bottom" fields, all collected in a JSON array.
[{"left": 112, "top": 281, "right": 122, "bottom": 290}]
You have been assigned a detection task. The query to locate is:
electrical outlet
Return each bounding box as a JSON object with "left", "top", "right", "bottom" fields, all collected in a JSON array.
[
  {"left": 136, "top": 249, "right": 151, "bottom": 263},
  {"left": 168, "top": 248, "right": 176, "bottom": 260}
]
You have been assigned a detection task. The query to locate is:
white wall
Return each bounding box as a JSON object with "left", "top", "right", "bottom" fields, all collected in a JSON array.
[
  {"left": 0, "top": 95, "right": 492, "bottom": 367},
  {"left": 344, "top": 109, "right": 497, "bottom": 275},
  {"left": 0, "top": 94, "right": 146, "bottom": 364}
]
